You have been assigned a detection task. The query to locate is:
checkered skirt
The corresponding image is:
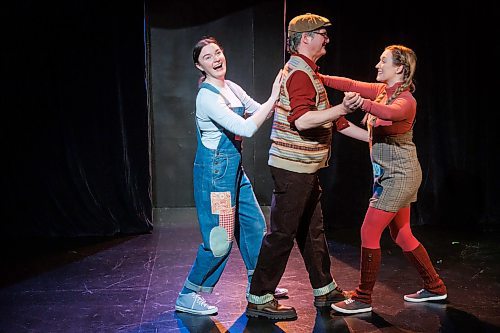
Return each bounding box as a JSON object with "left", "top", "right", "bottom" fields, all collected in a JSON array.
[{"left": 370, "top": 130, "right": 422, "bottom": 212}]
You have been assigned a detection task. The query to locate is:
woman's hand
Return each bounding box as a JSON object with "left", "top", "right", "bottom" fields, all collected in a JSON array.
[
  {"left": 343, "top": 92, "right": 363, "bottom": 112},
  {"left": 267, "top": 100, "right": 291, "bottom": 119},
  {"left": 270, "top": 69, "right": 284, "bottom": 102}
]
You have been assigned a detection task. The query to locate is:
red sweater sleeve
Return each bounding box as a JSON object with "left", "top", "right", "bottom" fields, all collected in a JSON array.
[
  {"left": 320, "top": 74, "right": 383, "bottom": 100},
  {"left": 334, "top": 116, "right": 350, "bottom": 131},
  {"left": 321, "top": 74, "right": 415, "bottom": 122},
  {"left": 286, "top": 71, "right": 317, "bottom": 126},
  {"left": 363, "top": 92, "right": 415, "bottom": 122},
  {"left": 287, "top": 71, "right": 350, "bottom": 131}
]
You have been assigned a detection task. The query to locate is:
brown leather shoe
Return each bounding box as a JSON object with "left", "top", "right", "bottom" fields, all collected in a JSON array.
[
  {"left": 314, "top": 286, "right": 349, "bottom": 307},
  {"left": 246, "top": 298, "right": 297, "bottom": 320}
]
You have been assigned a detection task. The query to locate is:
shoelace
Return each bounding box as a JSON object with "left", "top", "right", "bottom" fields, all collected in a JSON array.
[{"left": 193, "top": 294, "right": 211, "bottom": 308}]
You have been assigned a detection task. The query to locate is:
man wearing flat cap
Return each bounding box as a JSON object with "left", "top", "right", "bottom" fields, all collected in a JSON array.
[{"left": 246, "top": 13, "right": 368, "bottom": 320}]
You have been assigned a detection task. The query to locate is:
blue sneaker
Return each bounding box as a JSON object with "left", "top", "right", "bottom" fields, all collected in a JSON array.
[
  {"left": 175, "top": 292, "right": 218, "bottom": 315},
  {"left": 404, "top": 289, "right": 448, "bottom": 302}
]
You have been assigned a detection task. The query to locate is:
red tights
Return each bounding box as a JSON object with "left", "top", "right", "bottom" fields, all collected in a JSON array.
[{"left": 360, "top": 206, "right": 419, "bottom": 251}]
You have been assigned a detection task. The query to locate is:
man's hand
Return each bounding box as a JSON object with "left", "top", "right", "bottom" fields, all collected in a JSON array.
[{"left": 343, "top": 92, "right": 363, "bottom": 112}]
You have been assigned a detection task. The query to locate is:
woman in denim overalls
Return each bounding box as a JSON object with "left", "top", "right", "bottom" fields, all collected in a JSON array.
[{"left": 175, "top": 36, "right": 286, "bottom": 315}]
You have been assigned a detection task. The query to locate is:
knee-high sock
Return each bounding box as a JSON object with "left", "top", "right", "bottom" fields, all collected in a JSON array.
[
  {"left": 404, "top": 244, "right": 447, "bottom": 295},
  {"left": 352, "top": 247, "right": 382, "bottom": 304}
]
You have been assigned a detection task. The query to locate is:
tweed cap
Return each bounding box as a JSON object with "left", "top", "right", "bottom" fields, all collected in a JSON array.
[{"left": 288, "top": 13, "right": 331, "bottom": 35}]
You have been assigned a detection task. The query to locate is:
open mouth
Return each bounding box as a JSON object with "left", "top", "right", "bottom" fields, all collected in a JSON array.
[{"left": 213, "top": 63, "right": 223, "bottom": 70}]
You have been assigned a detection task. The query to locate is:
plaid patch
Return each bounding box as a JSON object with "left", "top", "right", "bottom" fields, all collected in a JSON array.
[{"left": 218, "top": 207, "right": 235, "bottom": 241}]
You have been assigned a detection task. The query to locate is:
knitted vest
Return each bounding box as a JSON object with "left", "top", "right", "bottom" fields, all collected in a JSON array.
[{"left": 268, "top": 55, "right": 332, "bottom": 173}]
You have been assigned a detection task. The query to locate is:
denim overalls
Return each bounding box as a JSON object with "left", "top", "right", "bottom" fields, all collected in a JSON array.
[{"left": 182, "top": 82, "right": 267, "bottom": 294}]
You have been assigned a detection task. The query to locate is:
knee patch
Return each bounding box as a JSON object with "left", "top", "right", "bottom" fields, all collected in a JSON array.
[{"left": 210, "top": 226, "right": 230, "bottom": 257}]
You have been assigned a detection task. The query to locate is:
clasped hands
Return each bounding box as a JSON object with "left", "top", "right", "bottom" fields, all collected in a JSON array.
[
  {"left": 343, "top": 92, "right": 363, "bottom": 112},
  {"left": 272, "top": 91, "right": 363, "bottom": 115}
]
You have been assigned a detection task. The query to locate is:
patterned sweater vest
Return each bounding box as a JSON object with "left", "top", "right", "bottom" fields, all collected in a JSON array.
[{"left": 268, "top": 55, "right": 332, "bottom": 173}]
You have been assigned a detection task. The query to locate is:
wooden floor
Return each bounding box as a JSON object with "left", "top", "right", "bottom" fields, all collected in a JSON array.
[{"left": 0, "top": 207, "right": 499, "bottom": 332}]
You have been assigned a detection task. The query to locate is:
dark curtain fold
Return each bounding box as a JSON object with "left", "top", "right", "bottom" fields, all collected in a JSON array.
[{"left": 3, "top": 0, "right": 152, "bottom": 237}]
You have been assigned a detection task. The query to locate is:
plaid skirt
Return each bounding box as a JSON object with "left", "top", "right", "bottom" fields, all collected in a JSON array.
[{"left": 369, "top": 131, "right": 422, "bottom": 212}]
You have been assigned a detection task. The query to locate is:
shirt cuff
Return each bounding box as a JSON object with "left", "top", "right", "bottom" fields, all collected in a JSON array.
[{"left": 335, "top": 116, "right": 350, "bottom": 131}]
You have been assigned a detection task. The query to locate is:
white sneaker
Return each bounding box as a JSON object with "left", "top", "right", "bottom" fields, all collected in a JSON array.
[
  {"left": 246, "top": 287, "right": 289, "bottom": 299},
  {"left": 274, "top": 287, "right": 288, "bottom": 298},
  {"left": 175, "top": 292, "right": 218, "bottom": 315}
]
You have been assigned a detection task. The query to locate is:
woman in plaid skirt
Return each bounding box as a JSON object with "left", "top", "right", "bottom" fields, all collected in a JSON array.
[{"left": 320, "top": 45, "right": 447, "bottom": 314}]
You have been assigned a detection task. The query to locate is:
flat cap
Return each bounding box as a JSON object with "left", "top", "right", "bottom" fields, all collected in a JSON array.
[{"left": 288, "top": 13, "right": 331, "bottom": 35}]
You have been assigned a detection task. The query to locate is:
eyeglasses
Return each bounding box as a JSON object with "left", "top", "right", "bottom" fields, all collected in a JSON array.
[{"left": 312, "top": 31, "right": 329, "bottom": 39}]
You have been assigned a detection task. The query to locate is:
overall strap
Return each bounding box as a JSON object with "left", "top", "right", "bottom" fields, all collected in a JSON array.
[
  {"left": 224, "top": 81, "right": 245, "bottom": 116},
  {"left": 198, "top": 81, "right": 244, "bottom": 148},
  {"left": 200, "top": 82, "right": 231, "bottom": 108}
]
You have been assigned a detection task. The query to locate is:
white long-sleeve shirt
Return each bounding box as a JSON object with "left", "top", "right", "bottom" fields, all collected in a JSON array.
[{"left": 196, "top": 80, "right": 261, "bottom": 149}]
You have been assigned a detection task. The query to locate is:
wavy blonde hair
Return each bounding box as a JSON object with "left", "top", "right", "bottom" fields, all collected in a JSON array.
[
  {"left": 384, "top": 45, "right": 417, "bottom": 104},
  {"left": 362, "top": 45, "right": 417, "bottom": 126}
]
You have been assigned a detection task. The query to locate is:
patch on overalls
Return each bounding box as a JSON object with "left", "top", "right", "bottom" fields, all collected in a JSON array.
[
  {"left": 370, "top": 162, "right": 384, "bottom": 205},
  {"left": 218, "top": 206, "right": 235, "bottom": 241},
  {"left": 210, "top": 191, "right": 231, "bottom": 214},
  {"left": 210, "top": 226, "right": 230, "bottom": 257}
]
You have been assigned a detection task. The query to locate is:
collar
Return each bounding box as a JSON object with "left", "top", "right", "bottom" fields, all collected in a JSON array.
[
  {"left": 386, "top": 82, "right": 404, "bottom": 94},
  {"left": 295, "top": 53, "right": 319, "bottom": 72}
]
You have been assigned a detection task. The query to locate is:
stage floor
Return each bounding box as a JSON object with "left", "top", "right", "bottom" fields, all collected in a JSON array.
[{"left": 1, "top": 207, "right": 499, "bottom": 332}]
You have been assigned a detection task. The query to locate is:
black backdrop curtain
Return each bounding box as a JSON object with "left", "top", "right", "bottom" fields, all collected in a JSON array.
[
  {"left": 3, "top": 0, "right": 152, "bottom": 237},
  {"left": 148, "top": 0, "right": 498, "bottom": 230},
  {"left": 2, "top": 0, "right": 498, "bottom": 239}
]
